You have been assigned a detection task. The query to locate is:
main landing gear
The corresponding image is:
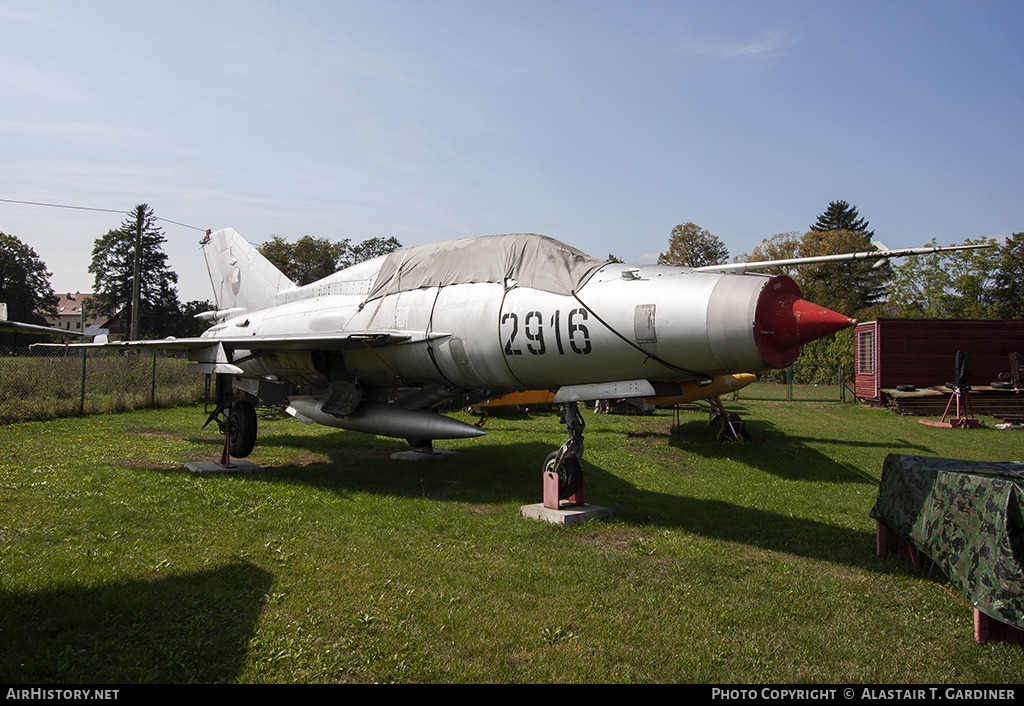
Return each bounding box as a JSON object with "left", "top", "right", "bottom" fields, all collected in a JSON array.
[
  {"left": 203, "top": 374, "right": 258, "bottom": 467},
  {"left": 542, "top": 402, "right": 585, "bottom": 508},
  {"left": 708, "top": 396, "right": 750, "bottom": 442}
]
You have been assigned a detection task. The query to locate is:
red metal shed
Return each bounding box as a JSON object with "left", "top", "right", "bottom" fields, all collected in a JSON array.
[{"left": 854, "top": 319, "right": 1024, "bottom": 404}]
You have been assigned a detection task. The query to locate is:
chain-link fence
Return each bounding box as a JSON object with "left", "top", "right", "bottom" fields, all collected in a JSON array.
[
  {"left": 0, "top": 346, "right": 205, "bottom": 424},
  {"left": 2, "top": 350, "right": 851, "bottom": 425},
  {"left": 732, "top": 363, "right": 849, "bottom": 402}
]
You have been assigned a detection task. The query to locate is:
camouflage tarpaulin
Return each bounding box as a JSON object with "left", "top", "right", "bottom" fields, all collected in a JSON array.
[{"left": 870, "top": 454, "right": 1024, "bottom": 628}]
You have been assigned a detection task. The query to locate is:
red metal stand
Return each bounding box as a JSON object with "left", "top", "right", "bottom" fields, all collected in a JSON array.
[
  {"left": 217, "top": 427, "right": 238, "bottom": 469},
  {"left": 919, "top": 388, "right": 983, "bottom": 428},
  {"left": 543, "top": 469, "right": 585, "bottom": 510},
  {"left": 878, "top": 521, "right": 1024, "bottom": 647},
  {"left": 876, "top": 520, "right": 922, "bottom": 568},
  {"left": 975, "top": 609, "right": 1024, "bottom": 645}
]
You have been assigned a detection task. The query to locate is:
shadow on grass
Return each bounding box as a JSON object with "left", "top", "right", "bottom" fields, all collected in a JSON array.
[
  {"left": 666, "top": 416, "right": 933, "bottom": 484},
  {"left": 0, "top": 562, "right": 273, "bottom": 684},
  {"left": 172, "top": 426, "right": 885, "bottom": 570},
  {"left": 594, "top": 470, "right": 879, "bottom": 566}
]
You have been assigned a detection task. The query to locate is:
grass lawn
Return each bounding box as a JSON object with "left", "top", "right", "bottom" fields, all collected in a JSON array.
[{"left": 1, "top": 400, "right": 1022, "bottom": 683}]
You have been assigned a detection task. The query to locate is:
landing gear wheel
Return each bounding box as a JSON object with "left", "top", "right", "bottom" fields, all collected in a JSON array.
[
  {"left": 543, "top": 451, "right": 582, "bottom": 500},
  {"left": 228, "top": 400, "right": 257, "bottom": 458},
  {"left": 716, "top": 413, "right": 750, "bottom": 442}
]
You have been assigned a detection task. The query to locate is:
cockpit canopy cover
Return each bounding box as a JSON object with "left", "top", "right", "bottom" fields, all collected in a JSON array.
[{"left": 365, "top": 233, "right": 608, "bottom": 302}]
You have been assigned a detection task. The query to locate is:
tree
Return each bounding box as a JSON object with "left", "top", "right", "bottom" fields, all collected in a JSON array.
[
  {"left": 932, "top": 238, "right": 999, "bottom": 318},
  {"left": 258, "top": 234, "right": 402, "bottom": 286},
  {"left": 736, "top": 232, "right": 801, "bottom": 277},
  {"left": 176, "top": 299, "right": 216, "bottom": 338},
  {"left": 346, "top": 236, "right": 402, "bottom": 268},
  {"left": 0, "top": 232, "right": 57, "bottom": 344},
  {"left": 797, "top": 228, "right": 889, "bottom": 318},
  {"left": 884, "top": 237, "right": 1001, "bottom": 319},
  {"left": 882, "top": 240, "right": 948, "bottom": 318},
  {"left": 259, "top": 235, "right": 350, "bottom": 285},
  {"left": 991, "top": 232, "right": 1024, "bottom": 319},
  {"left": 88, "top": 204, "right": 182, "bottom": 339},
  {"left": 800, "top": 201, "right": 886, "bottom": 318},
  {"left": 810, "top": 199, "right": 875, "bottom": 239},
  {"left": 256, "top": 235, "right": 297, "bottom": 278},
  {"left": 756, "top": 203, "right": 883, "bottom": 385},
  {"left": 657, "top": 222, "right": 729, "bottom": 268}
]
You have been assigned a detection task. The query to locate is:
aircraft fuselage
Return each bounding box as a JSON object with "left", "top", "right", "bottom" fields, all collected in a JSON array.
[{"left": 204, "top": 255, "right": 846, "bottom": 395}]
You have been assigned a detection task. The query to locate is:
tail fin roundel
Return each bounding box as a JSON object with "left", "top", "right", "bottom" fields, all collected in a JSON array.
[{"left": 201, "top": 229, "right": 295, "bottom": 313}]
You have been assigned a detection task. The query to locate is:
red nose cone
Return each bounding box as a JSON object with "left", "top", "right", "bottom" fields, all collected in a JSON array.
[{"left": 754, "top": 277, "right": 857, "bottom": 368}]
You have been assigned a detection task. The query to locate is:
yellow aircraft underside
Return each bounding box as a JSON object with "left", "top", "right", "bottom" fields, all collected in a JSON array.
[{"left": 471, "top": 374, "right": 757, "bottom": 408}]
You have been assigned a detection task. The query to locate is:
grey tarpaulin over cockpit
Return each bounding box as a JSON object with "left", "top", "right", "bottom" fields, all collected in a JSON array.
[
  {"left": 364, "top": 234, "right": 609, "bottom": 303},
  {"left": 870, "top": 453, "right": 1024, "bottom": 629}
]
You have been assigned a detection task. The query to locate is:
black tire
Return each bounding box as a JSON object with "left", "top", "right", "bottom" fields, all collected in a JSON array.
[
  {"left": 895, "top": 384, "right": 916, "bottom": 392},
  {"left": 992, "top": 381, "right": 1013, "bottom": 390},
  {"left": 228, "top": 400, "right": 257, "bottom": 458},
  {"left": 543, "top": 451, "right": 583, "bottom": 500}
]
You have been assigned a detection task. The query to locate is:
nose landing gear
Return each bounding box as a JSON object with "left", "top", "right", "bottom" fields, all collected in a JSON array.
[{"left": 542, "top": 402, "right": 586, "bottom": 507}]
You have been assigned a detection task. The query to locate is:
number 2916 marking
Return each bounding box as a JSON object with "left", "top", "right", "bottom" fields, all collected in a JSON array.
[{"left": 502, "top": 308, "right": 591, "bottom": 356}]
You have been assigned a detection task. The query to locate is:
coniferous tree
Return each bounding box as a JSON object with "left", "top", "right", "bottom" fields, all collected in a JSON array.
[
  {"left": 777, "top": 202, "right": 884, "bottom": 385},
  {"left": 809, "top": 200, "right": 875, "bottom": 239},
  {"left": 801, "top": 201, "right": 886, "bottom": 318},
  {"left": 89, "top": 204, "right": 182, "bottom": 339}
]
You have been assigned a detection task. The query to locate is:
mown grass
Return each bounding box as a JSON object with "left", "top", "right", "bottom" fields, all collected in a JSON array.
[{"left": 1, "top": 401, "right": 1022, "bottom": 683}]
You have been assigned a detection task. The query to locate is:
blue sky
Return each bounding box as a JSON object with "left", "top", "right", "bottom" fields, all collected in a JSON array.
[{"left": 2, "top": 0, "right": 1022, "bottom": 302}]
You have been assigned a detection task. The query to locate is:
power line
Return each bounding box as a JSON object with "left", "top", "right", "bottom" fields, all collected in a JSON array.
[{"left": 0, "top": 197, "right": 208, "bottom": 232}]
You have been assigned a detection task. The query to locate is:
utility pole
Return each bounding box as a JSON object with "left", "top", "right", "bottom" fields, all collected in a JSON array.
[{"left": 130, "top": 204, "right": 143, "bottom": 341}]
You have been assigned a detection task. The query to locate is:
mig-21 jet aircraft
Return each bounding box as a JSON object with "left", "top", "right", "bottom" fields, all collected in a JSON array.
[{"left": 48, "top": 229, "right": 986, "bottom": 498}]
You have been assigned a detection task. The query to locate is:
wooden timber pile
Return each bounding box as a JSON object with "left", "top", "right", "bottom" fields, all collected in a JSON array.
[{"left": 883, "top": 385, "right": 1024, "bottom": 419}]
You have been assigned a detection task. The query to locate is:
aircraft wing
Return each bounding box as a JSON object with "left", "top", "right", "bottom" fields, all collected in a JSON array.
[
  {"left": 693, "top": 242, "right": 992, "bottom": 274},
  {"left": 31, "top": 329, "right": 450, "bottom": 352},
  {"left": 0, "top": 319, "right": 85, "bottom": 337}
]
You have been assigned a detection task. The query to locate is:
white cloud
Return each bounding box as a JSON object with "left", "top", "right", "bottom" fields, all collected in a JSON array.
[{"left": 680, "top": 30, "right": 793, "bottom": 58}]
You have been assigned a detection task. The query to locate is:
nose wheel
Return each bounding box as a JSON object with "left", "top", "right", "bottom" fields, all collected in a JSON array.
[
  {"left": 543, "top": 450, "right": 582, "bottom": 500},
  {"left": 543, "top": 402, "right": 585, "bottom": 507}
]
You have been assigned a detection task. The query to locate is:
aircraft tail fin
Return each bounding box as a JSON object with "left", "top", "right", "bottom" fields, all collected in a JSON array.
[{"left": 201, "top": 228, "right": 295, "bottom": 313}]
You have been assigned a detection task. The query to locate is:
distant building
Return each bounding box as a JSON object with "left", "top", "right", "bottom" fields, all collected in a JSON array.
[
  {"left": 43, "top": 292, "right": 109, "bottom": 340},
  {"left": 854, "top": 318, "right": 1024, "bottom": 409}
]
